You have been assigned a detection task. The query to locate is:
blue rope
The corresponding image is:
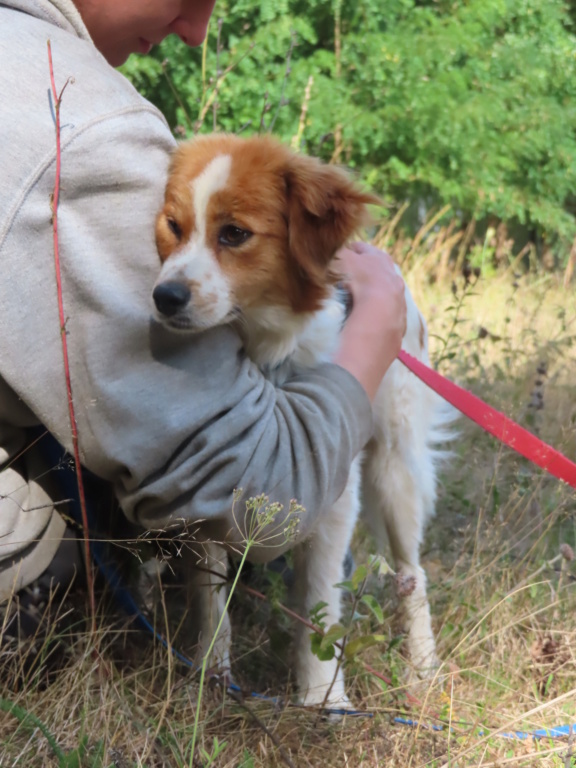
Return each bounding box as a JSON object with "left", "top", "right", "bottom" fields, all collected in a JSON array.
[
  {"left": 38, "top": 431, "right": 576, "bottom": 736},
  {"left": 394, "top": 717, "right": 575, "bottom": 741}
]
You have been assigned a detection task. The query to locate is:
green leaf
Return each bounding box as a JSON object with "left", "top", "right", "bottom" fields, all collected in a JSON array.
[
  {"left": 360, "top": 594, "right": 385, "bottom": 624},
  {"left": 344, "top": 634, "right": 388, "bottom": 660},
  {"left": 321, "top": 623, "right": 348, "bottom": 648},
  {"left": 309, "top": 600, "right": 329, "bottom": 628},
  {"left": 311, "top": 632, "right": 336, "bottom": 661},
  {"left": 351, "top": 563, "right": 368, "bottom": 590},
  {"left": 369, "top": 554, "right": 394, "bottom": 578}
]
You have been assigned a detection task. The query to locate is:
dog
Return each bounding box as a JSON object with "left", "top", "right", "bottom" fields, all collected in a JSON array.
[{"left": 151, "top": 134, "right": 453, "bottom": 707}]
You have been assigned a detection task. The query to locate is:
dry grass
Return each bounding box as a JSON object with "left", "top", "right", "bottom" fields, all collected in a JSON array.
[{"left": 1, "top": 260, "right": 575, "bottom": 767}]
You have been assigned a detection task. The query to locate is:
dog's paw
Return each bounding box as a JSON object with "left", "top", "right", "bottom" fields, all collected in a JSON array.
[
  {"left": 298, "top": 684, "right": 353, "bottom": 714},
  {"left": 302, "top": 692, "right": 356, "bottom": 721},
  {"left": 207, "top": 666, "right": 237, "bottom": 693}
]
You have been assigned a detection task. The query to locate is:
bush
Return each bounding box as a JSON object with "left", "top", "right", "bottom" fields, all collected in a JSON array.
[{"left": 122, "top": 0, "right": 576, "bottom": 253}]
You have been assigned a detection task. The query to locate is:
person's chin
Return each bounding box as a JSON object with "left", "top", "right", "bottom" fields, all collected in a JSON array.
[
  {"left": 137, "top": 37, "right": 154, "bottom": 55},
  {"left": 106, "top": 40, "right": 151, "bottom": 67}
]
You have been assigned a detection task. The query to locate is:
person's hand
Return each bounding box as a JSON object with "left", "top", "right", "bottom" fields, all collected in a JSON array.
[{"left": 333, "top": 242, "right": 407, "bottom": 401}]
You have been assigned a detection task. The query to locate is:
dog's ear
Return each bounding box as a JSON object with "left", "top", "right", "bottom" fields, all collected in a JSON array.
[{"left": 284, "top": 154, "right": 381, "bottom": 290}]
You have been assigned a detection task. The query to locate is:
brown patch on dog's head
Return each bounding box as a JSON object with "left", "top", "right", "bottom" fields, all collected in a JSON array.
[
  {"left": 155, "top": 135, "right": 239, "bottom": 264},
  {"left": 154, "top": 134, "right": 381, "bottom": 325},
  {"left": 282, "top": 151, "right": 380, "bottom": 312}
]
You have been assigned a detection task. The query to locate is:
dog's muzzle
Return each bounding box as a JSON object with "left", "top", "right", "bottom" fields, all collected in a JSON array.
[{"left": 153, "top": 281, "right": 191, "bottom": 317}]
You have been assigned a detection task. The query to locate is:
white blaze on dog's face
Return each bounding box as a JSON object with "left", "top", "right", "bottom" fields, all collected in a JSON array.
[
  {"left": 153, "top": 134, "right": 379, "bottom": 332},
  {"left": 154, "top": 153, "right": 234, "bottom": 330}
]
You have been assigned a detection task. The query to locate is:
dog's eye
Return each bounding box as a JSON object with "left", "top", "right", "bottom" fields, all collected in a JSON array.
[
  {"left": 166, "top": 217, "right": 182, "bottom": 240},
  {"left": 218, "top": 225, "right": 252, "bottom": 247}
]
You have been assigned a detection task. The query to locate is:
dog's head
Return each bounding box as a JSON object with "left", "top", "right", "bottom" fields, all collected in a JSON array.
[{"left": 153, "top": 134, "right": 379, "bottom": 332}]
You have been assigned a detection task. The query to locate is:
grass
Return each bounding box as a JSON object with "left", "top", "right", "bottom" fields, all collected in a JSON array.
[{"left": 1, "top": 259, "right": 575, "bottom": 767}]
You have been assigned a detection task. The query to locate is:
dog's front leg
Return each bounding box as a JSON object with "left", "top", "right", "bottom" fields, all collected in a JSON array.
[
  {"left": 293, "top": 458, "right": 361, "bottom": 708},
  {"left": 185, "top": 540, "right": 232, "bottom": 676}
]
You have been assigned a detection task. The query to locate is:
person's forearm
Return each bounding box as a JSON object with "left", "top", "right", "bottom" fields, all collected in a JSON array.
[{"left": 334, "top": 306, "right": 403, "bottom": 400}]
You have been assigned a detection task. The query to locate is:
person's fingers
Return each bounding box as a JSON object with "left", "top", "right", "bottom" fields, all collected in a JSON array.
[{"left": 336, "top": 244, "right": 402, "bottom": 293}]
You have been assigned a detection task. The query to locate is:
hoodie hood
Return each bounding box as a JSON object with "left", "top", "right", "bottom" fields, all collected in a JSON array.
[{"left": 1, "top": 0, "right": 91, "bottom": 41}]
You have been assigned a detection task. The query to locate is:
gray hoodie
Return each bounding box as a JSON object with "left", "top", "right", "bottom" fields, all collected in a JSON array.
[{"left": 0, "top": 0, "right": 372, "bottom": 596}]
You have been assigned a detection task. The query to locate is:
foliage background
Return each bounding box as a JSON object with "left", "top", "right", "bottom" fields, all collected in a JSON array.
[{"left": 122, "top": 0, "right": 576, "bottom": 260}]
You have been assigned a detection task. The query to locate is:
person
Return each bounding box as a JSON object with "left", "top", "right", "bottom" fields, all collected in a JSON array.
[{"left": 0, "top": 0, "right": 407, "bottom": 626}]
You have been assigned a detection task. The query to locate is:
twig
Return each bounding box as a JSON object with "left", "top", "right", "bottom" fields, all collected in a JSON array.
[
  {"left": 454, "top": 217, "right": 476, "bottom": 272},
  {"left": 161, "top": 60, "right": 194, "bottom": 132},
  {"left": 201, "top": 25, "right": 208, "bottom": 96},
  {"left": 268, "top": 31, "right": 297, "bottom": 133},
  {"left": 258, "top": 91, "right": 271, "bottom": 133},
  {"left": 373, "top": 201, "right": 409, "bottom": 249},
  {"left": 290, "top": 75, "right": 314, "bottom": 151},
  {"left": 564, "top": 723, "right": 574, "bottom": 768},
  {"left": 330, "top": 0, "right": 344, "bottom": 164},
  {"left": 477, "top": 744, "right": 573, "bottom": 768},
  {"left": 401, "top": 204, "right": 452, "bottom": 269},
  {"left": 433, "top": 271, "right": 479, "bottom": 369},
  {"left": 226, "top": 687, "right": 296, "bottom": 768},
  {"left": 213, "top": 18, "right": 223, "bottom": 131},
  {"left": 563, "top": 235, "right": 576, "bottom": 288},
  {"left": 47, "top": 40, "right": 96, "bottom": 630},
  {"left": 505, "top": 554, "right": 562, "bottom": 598},
  {"left": 195, "top": 43, "right": 255, "bottom": 133},
  {"left": 316, "top": 571, "right": 369, "bottom": 722},
  {"left": 499, "top": 242, "right": 532, "bottom": 282},
  {"left": 1, "top": 430, "right": 48, "bottom": 473}
]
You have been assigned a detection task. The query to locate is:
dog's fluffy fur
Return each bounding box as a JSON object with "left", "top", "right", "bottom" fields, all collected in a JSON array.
[{"left": 152, "top": 134, "right": 453, "bottom": 707}]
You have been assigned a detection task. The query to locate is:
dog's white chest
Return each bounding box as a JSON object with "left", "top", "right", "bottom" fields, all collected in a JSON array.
[{"left": 247, "top": 295, "right": 345, "bottom": 386}]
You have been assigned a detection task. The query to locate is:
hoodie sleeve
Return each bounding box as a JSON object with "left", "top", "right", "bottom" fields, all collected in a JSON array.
[{"left": 0, "top": 107, "right": 372, "bottom": 561}]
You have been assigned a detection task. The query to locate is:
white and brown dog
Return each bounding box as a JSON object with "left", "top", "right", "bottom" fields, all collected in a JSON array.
[{"left": 152, "top": 134, "right": 452, "bottom": 707}]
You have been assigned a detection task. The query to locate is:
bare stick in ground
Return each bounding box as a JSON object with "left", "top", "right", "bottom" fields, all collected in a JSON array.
[{"left": 47, "top": 40, "right": 96, "bottom": 631}]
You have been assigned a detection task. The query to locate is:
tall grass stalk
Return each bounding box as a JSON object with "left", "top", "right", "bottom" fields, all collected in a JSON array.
[{"left": 188, "top": 541, "right": 251, "bottom": 767}]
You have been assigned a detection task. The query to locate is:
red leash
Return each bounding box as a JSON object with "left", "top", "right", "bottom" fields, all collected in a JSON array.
[{"left": 398, "top": 350, "right": 576, "bottom": 489}]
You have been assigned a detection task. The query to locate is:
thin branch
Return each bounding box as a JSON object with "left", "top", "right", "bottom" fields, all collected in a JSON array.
[
  {"left": 195, "top": 43, "right": 255, "bottom": 133},
  {"left": 213, "top": 17, "right": 223, "bottom": 131},
  {"left": 47, "top": 39, "right": 96, "bottom": 630},
  {"left": 290, "top": 75, "right": 314, "bottom": 151},
  {"left": 330, "top": 0, "right": 344, "bottom": 163},
  {"left": 268, "top": 31, "right": 297, "bottom": 133},
  {"left": 0, "top": 430, "right": 48, "bottom": 473},
  {"left": 226, "top": 687, "right": 296, "bottom": 768},
  {"left": 316, "top": 571, "right": 369, "bottom": 722},
  {"left": 258, "top": 91, "right": 271, "bottom": 133},
  {"left": 161, "top": 59, "right": 194, "bottom": 132}
]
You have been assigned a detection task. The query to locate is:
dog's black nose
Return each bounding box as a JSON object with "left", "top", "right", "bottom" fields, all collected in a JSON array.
[{"left": 153, "top": 281, "right": 191, "bottom": 317}]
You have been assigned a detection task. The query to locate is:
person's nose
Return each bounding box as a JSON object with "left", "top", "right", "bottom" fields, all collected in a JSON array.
[{"left": 169, "top": 0, "right": 217, "bottom": 47}]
